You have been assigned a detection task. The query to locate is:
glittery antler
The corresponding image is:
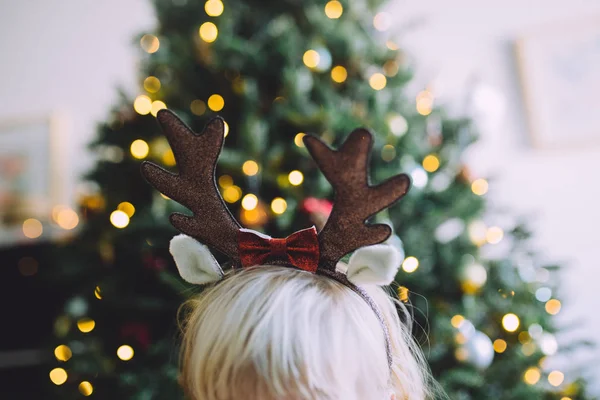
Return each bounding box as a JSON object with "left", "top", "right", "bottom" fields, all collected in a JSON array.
[
  {"left": 141, "top": 110, "right": 241, "bottom": 264},
  {"left": 303, "top": 129, "right": 411, "bottom": 271}
]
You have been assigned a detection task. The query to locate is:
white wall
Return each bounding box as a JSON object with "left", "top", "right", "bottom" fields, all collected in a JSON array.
[{"left": 1, "top": 0, "right": 598, "bottom": 392}]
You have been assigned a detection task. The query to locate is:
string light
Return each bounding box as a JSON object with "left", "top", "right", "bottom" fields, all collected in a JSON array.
[
  {"left": 143, "top": 76, "right": 161, "bottom": 93},
  {"left": 50, "top": 368, "right": 68, "bottom": 385},
  {"left": 324, "top": 1, "right": 343, "bottom": 19},
  {"left": 545, "top": 299, "right": 562, "bottom": 315},
  {"left": 288, "top": 170, "right": 304, "bottom": 186},
  {"left": 388, "top": 114, "right": 408, "bottom": 136},
  {"left": 422, "top": 154, "right": 440, "bottom": 172},
  {"left": 151, "top": 100, "right": 167, "bottom": 116},
  {"left": 190, "top": 99, "right": 206, "bottom": 116},
  {"left": 55, "top": 208, "right": 79, "bottom": 230},
  {"left": 331, "top": 65, "right": 348, "bottom": 83},
  {"left": 402, "top": 256, "right": 419, "bottom": 273},
  {"left": 471, "top": 178, "right": 489, "bottom": 195},
  {"left": 381, "top": 144, "right": 396, "bottom": 161},
  {"left": 416, "top": 90, "right": 434, "bottom": 115},
  {"left": 369, "top": 73, "right": 387, "bottom": 90},
  {"left": 373, "top": 12, "right": 391, "bottom": 31},
  {"left": 224, "top": 120, "right": 230, "bottom": 137},
  {"left": 117, "top": 345, "right": 134, "bottom": 361},
  {"left": 110, "top": 210, "right": 130, "bottom": 229},
  {"left": 204, "top": 0, "right": 224, "bottom": 16},
  {"left": 524, "top": 367, "right": 541, "bottom": 385},
  {"left": 222, "top": 186, "right": 242, "bottom": 203},
  {"left": 468, "top": 220, "right": 487, "bottom": 246},
  {"left": 303, "top": 50, "right": 320, "bottom": 69},
  {"left": 117, "top": 202, "right": 135, "bottom": 217},
  {"left": 140, "top": 34, "right": 160, "bottom": 53},
  {"left": 54, "top": 345, "right": 72, "bottom": 362},
  {"left": 242, "top": 160, "right": 259, "bottom": 176},
  {"left": 241, "top": 194, "right": 258, "bottom": 211},
  {"left": 77, "top": 318, "right": 96, "bottom": 333},
  {"left": 23, "top": 218, "right": 43, "bottom": 239},
  {"left": 397, "top": 286, "right": 409, "bottom": 302},
  {"left": 493, "top": 339, "right": 507, "bottom": 353},
  {"left": 94, "top": 286, "right": 102, "bottom": 300},
  {"left": 386, "top": 40, "right": 399, "bottom": 50},
  {"left": 218, "top": 175, "right": 233, "bottom": 188},
  {"left": 518, "top": 331, "right": 532, "bottom": 344},
  {"left": 162, "top": 149, "right": 176, "bottom": 166},
  {"left": 130, "top": 139, "right": 150, "bottom": 159},
  {"left": 294, "top": 133, "right": 306, "bottom": 147},
  {"left": 207, "top": 94, "right": 225, "bottom": 111},
  {"left": 451, "top": 315, "right": 465, "bottom": 328},
  {"left": 486, "top": 226, "right": 504, "bottom": 244},
  {"left": 134, "top": 95, "right": 152, "bottom": 115},
  {"left": 548, "top": 371, "right": 564, "bottom": 387},
  {"left": 383, "top": 60, "right": 399, "bottom": 77},
  {"left": 502, "top": 313, "right": 520, "bottom": 332},
  {"left": 271, "top": 197, "right": 287, "bottom": 214},
  {"left": 199, "top": 22, "right": 218, "bottom": 43},
  {"left": 79, "top": 381, "right": 93, "bottom": 396}
]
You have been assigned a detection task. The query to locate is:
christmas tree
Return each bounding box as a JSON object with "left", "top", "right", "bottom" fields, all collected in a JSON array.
[{"left": 45, "top": 0, "right": 594, "bottom": 398}]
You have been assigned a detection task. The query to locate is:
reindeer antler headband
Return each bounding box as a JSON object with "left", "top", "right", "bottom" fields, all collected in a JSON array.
[{"left": 141, "top": 110, "right": 411, "bottom": 366}]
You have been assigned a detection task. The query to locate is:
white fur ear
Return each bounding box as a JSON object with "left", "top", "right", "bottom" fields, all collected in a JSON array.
[
  {"left": 346, "top": 244, "right": 402, "bottom": 286},
  {"left": 169, "top": 234, "right": 224, "bottom": 284}
]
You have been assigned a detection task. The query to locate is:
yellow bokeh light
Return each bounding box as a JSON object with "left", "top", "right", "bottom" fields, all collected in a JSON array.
[
  {"left": 190, "top": 99, "right": 206, "bottom": 116},
  {"left": 143, "top": 76, "right": 161, "bottom": 93},
  {"left": 422, "top": 154, "right": 440, "bottom": 172},
  {"left": 486, "top": 226, "right": 504, "bottom": 244},
  {"left": 502, "top": 313, "right": 520, "bottom": 332},
  {"left": 288, "top": 170, "right": 304, "bottom": 186},
  {"left": 117, "top": 202, "right": 136, "bottom": 217},
  {"left": 79, "top": 381, "right": 93, "bottom": 396},
  {"left": 223, "top": 185, "right": 242, "bottom": 203},
  {"left": 455, "top": 348, "right": 468, "bottom": 362},
  {"left": 398, "top": 286, "right": 409, "bottom": 302},
  {"left": 205, "top": 0, "right": 224, "bottom": 16},
  {"left": 151, "top": 100, "right": 167, "bottom": 117},
  {"left": 208, "top": 94, "right": 225, "bottom": 111},
  {"left": 471, "top": 178, "right": 489, "bottom": 195},
  {"left": 450, "top": 315, "right": 465, "bottom": 328},
  {"left": 134, "top": 95, "right": 153, "bottom": 115},
  {"left": 23, "top": 218, "right": 43, "bottom": 239},
  {"left": 545, "top": 299, "right": 562, "bottom": 315},
  {"left": 373, "top": 12, "right": 391, "bottom": 31},
  {"left": 383, "top": 60, "right": 399, "bottom": 77},
  {"left": 224, "top": 120, "right": 230, "bottom": 137},
  {"left": 77, "top": 318, "right": 96, "bottom": 333},
  {"left": 518, "top": 331, "right": 531, "bottom": 344},
  {"left": 369, "top": 73, "right": 387, "bottom": 90},
  {"left": 94, "top": 286, "right": 102, "bottom": 300},
  {"left": 324, "top": 0, "right": 343, "bottom": 19},
  {"left": 402, "top": 256, "right": 419, "bottom": 273},
  {"left": 162, "top": 149, "right": 176, "bottom": 166},
  {"left": 199, "top": 22, "right": 218, "bottom": 43},
  {"left": 140, "top": 34, "right": 160, "bottom": 53},
  {"left": 56, "top": 208, "right": 79, "bottom": 230},
  {"left": 303, "top": 50, "right": 320, "bottom": 69},
  {"left": 493, "top": 339, "right": 507, "bottom": 353},
  {"left": 294, "top": 132, "right": 306, "bottom": 147},
  {"left": 381, "top": 144, "right": 396, "bottom": 161},
  {"left": 218, "top": 175, "right": 233, "bottom": 188},
  {"left": 110, "top": 210, "right": 130, "bottom": 229},
  {"left": 242, "top": 160, "right": 259, "bottom": 176},
  {"left": 331, "top": 65, "right": 348, "bottom": 83},
  {"left": 548, "top": 370, "right": 565, "bottom": 387},
  {"left": 241, "top": 194, "right": 259, "bottom": 211},
  {"left": 386, "top": 40, "right": 399, "bottom": 50},
  {"left": 130, "top": 139, "right": 150, "bottom": 159},
  {"left": 271, "top": 197, "right": 287, "bottom": 214},
  {"left": 416, "top": 90, "right": 434, "bottom": 115},
  {"left": 524, "top": 367, "right": 541, "bottom": 385},
  {"left": 455, "top": 333, "right": 468, "bottom": 345},
  {"left": 54, "top": 345, "right": 72, "bottom": 362},
  {"left": 117, "top": 345, "right": 135, "bottom": 361},
  {"left": 50, "top": 368, "right": 68, "bottom": 385}
]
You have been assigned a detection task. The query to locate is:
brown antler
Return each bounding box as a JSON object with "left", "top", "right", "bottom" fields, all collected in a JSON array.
[
  {"left": 141, "top": 110, "right": 241, "bottom": 263},
  {"left": 303, "top": 129, "right": 410, "bottom": 270}
]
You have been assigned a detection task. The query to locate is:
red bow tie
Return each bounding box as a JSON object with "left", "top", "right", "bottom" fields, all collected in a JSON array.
[{"left": 238, "top": 227, "right": 320, "bottom": 273}]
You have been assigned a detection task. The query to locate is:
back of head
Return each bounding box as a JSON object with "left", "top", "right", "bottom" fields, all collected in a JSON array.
[{"left": 180, "top": 266, "right": 434, "bottom": 400}]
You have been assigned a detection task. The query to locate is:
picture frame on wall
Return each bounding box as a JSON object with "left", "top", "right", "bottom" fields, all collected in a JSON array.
[
  {"left": 0, "top": 113, "right": 69, "bottom": 247},
  {"left": 516, "top": 15, "right": 600, "bottom": 149}
]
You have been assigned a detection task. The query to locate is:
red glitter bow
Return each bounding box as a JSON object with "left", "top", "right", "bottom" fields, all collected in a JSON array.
[{"left": 238, "top": 227, "right": 320, "bottom": 273}]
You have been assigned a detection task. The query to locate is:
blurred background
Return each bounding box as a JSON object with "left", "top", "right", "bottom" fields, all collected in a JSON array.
[{"left": 1, "top": 0, "right": 599, "bottom": 398}]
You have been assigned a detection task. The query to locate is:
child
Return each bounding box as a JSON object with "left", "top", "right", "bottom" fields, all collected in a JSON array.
[{"left": 141, "top": 110, "right": 442, "bottom": 400}]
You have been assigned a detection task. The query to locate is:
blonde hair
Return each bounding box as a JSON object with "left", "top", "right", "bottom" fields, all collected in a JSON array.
[{"left": 179, "top": 266, "right": 438, "bottom": 400}]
